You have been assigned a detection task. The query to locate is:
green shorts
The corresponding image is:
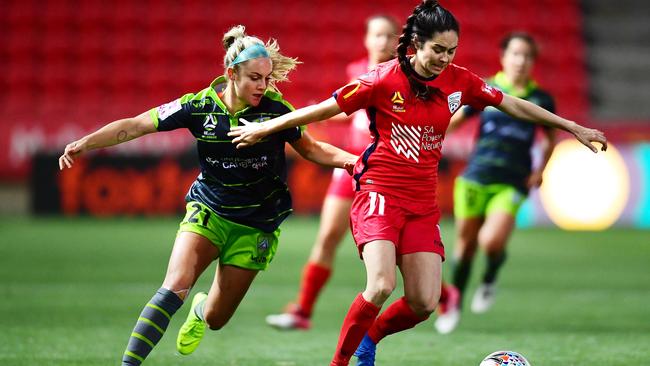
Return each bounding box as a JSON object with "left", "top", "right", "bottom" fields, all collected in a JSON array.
[
  {"left": 454, "top": 177, "right": 526, "bottom": 219},
  {"left": 178, "top": 201, "right": 280, "bottom": 271}
]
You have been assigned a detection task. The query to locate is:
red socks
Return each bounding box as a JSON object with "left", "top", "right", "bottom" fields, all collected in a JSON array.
[
  {"left": 297, "top": 262, "right": 331, "bottom": 317},
  {"left": 367, "top": 296, "right": 429, "bottom": 344},
  {"left": 330, "top": 293, "right": 381, "bottom": 366}
]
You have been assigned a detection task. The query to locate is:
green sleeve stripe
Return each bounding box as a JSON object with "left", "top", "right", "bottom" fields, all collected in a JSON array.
[
  {"left": 137, "top": 317, "right": 164, "bottom": 334},
  {"left": 220, "top": 203, "right": 262, "bottom": 209},
  {"left": 264, "top": 208, "right": 293, "bottom": 221},
  {"left": 201, "top": 174, "right": 268, "bottom": 188},
  {"left": 280, "top": 99, "right": 295, "bottom": 111},
  {"left": 149, "top": 108, "right": 159, "bottom": 129},
  {"left": 130, "top": 332, "right": 155, "bottom": 348},
  {"left": 263, "top": 188, "right": 289, "bottom": 201},
  {"left": 222, "top": 176, "right": 267, "bottom": 187},
  {"left": 124, "top": 351, "right": 145, "bottom": 362},
  {"left": 146, "top": 303, "right": 172, "bottom": 320},
  {"left": 180, "top": 92, "right": 197, "bottom": 104}
]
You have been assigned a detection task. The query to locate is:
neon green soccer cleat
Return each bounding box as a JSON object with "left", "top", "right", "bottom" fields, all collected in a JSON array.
[{"left": 176, "top": 292, "right": 208, "bottom": 355}]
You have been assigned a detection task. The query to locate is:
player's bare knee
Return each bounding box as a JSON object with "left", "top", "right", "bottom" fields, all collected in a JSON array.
[
  {"left": 406, "top": 297, "right": 437, "bottom": 317},
  {"left": 365, "top": 280, "right": 395, "bottom": 304}
]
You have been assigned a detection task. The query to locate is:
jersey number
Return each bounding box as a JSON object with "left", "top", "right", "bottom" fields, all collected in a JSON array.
[
  {"left": 367, "top": 192, "right": 386, "bottom": 216},
  {"left": 188, "top": 203, "right": 211, "bottom": 226}
]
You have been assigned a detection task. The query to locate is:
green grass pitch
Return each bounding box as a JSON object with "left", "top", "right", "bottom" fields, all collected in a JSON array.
[{"left": 1, "top": 216, "right": 648, "bottom": 365}]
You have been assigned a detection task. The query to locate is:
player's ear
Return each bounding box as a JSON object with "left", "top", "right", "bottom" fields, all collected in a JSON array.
[
  {"left": 227, "top": 67, "right": 236, "bottom": 81},
  {"left": 412, "top": 34, "right": 422, "bottom": 49}
]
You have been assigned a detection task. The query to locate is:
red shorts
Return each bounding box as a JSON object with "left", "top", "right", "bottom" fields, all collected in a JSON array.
[
  {"left": 349, "top": 190, "right": 445, "bottom": 260},
  {"left": 326, "top": 168, "right": 356, "bottom": 199}
]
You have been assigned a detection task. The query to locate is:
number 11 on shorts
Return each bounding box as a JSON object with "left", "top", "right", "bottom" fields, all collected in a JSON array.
[{"left": 368, "top": 192, "right": 385, "bottom": 216}]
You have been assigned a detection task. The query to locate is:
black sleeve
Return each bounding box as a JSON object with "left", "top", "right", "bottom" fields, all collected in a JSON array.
[{"left": 540, "top": 92, "right": 556, "bottom": 114}]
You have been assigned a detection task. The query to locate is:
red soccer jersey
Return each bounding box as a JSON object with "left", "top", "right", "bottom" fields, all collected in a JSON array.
[{"left": 334, "top": 58, "right": 503, "bottom": 203}]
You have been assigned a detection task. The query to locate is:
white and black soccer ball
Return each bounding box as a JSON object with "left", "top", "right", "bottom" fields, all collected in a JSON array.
[{"left": 479, "top": 350, "right": 531, "bottom": 366}]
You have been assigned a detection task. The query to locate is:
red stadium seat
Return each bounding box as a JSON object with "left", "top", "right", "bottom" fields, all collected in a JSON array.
[{"left": 1, "top": 0, "right": 589, "bottom": 153}]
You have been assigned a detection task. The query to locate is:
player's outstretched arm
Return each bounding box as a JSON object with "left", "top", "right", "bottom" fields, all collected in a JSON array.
[
  {"left": 497, "top": 94, "right": 607, "bottom": 153},
  {"left": 228, "top": 98, "right": 342, "bottom": 149},
  {"left": 58, "top": 111, "right": 157, "bottom": 170}
]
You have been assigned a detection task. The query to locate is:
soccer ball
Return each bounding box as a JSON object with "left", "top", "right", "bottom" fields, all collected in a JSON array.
[{"left": 479, "top": 350, "right": 531, "bottom": 366}]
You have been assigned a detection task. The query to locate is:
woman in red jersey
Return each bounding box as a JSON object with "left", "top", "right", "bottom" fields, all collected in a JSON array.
[
  {"left": 229, "top": 1, "right": 607, "bottom": 365},
  {"left": 265, "top": 14, "right": 400, "bottom": 331}
]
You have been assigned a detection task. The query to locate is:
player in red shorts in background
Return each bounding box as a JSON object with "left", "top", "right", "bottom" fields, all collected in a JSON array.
[
  {"left": 229, "top": 1, "right": 607, "bottom": 364},
  {"left": 266, "top": 14, "right": 400, "bottom": 331}
]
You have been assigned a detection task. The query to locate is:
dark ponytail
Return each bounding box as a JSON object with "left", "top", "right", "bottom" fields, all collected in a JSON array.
[{"left": 397, "top": 0, "right": 459, "bottom": 100}]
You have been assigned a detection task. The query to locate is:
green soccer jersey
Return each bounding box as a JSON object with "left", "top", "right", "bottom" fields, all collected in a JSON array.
[
  {"left": 462, "top": 72, "right": 555, "bottom": 194},
  {"left": 150, "top": 76, "right": 302, "bottom": 232}
]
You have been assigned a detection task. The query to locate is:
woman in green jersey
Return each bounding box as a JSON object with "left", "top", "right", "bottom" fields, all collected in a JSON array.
[
  {"left": 59, "top": 25, "right": 356, "bottom": 365},
  {"left": 435, "top": 33, "right": 557, "bottom": 334}
]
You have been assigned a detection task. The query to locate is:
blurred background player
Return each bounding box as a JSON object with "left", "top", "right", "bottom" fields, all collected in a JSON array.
[
  {"left": 59, "top": 25, "right": 356, "bottom": 366},
  {"left": 434, "top": 32, "right": 557, "bottom": 334},
  {"left": 228, "top": 1, "right": 606, "bottom": 364},
  {"left": 265, "top": 14, "right": 400, "bottom": 331}
]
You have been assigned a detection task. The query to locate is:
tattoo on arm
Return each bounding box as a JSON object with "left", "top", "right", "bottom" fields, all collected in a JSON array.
[{"left": 117, "top": 130, "right": 128, "bottom": 142}]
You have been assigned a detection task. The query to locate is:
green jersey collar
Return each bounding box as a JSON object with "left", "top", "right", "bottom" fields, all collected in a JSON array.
[
  {"left": 492, "top": 71, "right": 538, "bottom": 98},
  {"left": 210, "top": 76, "right": 253, "bottom": 118}
]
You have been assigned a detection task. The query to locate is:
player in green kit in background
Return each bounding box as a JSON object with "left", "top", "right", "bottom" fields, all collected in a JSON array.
[
  {"left": 435, "top": 32, "right": 557, "bottom": 334},
  {"left": 59, "top": 25, "right": 356, "bottom": 365}
]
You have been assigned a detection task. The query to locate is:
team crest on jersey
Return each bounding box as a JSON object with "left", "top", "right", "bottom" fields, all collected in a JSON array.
[
  {"left": 391, "top": 91, "right": 406, "bottom": 113},
  {"left": 447, "top": 91, "right": 462, "bottom": 113}
]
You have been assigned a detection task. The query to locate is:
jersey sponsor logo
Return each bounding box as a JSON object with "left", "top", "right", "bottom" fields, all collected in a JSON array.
[
  {"left": 422, "top": 126, "right": 444, "bottom": 151},
  {"left": 257, "top": 236, "right": 270, "bottom": 251},
  {"left": 390, "top": 123, "right": 444, "bottom": 162},
  {"left": 251, "top": 235, "right": 272, "bottom": 264},
  {"left": 481, "top": 83, "right": 499, "bottom": 98},
  {"left": 203, "top": 114, "right": 217, "bottom": 131},
  {"left": 391, "top": 91, "right": 406, "bottom": 113},
  {"left": 205, "top": 156, "right": 269, "bottom": 170},
  {"left": 390, "top": 122, "right": 422, "bottom": 162},
  {"left": 157, "top": 99, "right": 182, "bottom": 121},
  {"left": 447, "top": 91, "right": 462, "bottom": 113}
]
